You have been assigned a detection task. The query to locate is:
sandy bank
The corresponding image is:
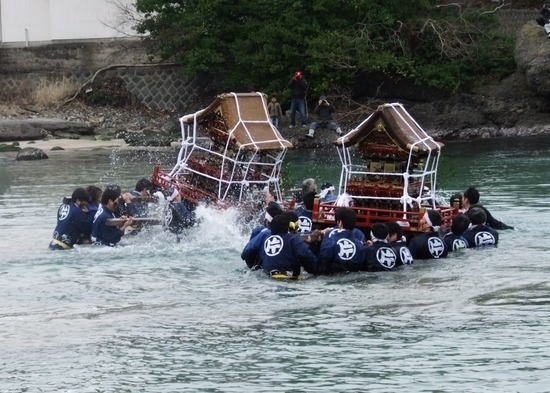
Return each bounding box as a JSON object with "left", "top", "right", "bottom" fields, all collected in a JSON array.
[{"left": 2, "top": 138, "right": 182, "bottom": 153}]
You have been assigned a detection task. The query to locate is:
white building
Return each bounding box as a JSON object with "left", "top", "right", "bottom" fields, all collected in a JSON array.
[{"left": 0, "top": 0, "right": 138, "bottom": 47}]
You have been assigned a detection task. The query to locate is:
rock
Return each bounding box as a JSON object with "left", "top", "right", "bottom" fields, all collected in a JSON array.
[
  {"left": 21, "top": 118, "right": 94, "bottom": 136},
  {"left": 16, "top": 147, "right": 48, "bottom": 160},
  {"left": 515, "top": 21, "right": 550, "bottom": 96},
  {"left": 51, "top": 146, "right": 65, "bottom": 151},
  {"left": 0, "top": 120, "right": 45, "bottom": 142},
  {"left": 0, "top": 143, "right": 21, "bottom": 152},
  {"left": 117, "top": 129, "right": 173, "bottom": 147}
]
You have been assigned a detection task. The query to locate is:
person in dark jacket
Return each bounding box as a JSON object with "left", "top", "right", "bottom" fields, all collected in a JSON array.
[
  {"left": 165, "top": 189, "right": 196, "bottom": 239},
  {"left": 294, "top": 191, "right": 316, "bottom": 234},
  {"left": 463, "top": 207, "right": 499, "bottom": 247},
  {"left": 387, "top": 221, "right": 414, "bottom": 266},
  {"left": 443, "top": 213, "right": 470, "bottom": 251},
  {"left": 259, "top": 214, "right": 318, "bottom": 279},
  {"left": 242, "top": 202, "right": 284, "bottom": 270},
  {"left": 318, "top": 207, "right": 366, "bottom": 274},
  {"left": 49, "top": 187, "right": 94, "bottom": 250},
  {"left": 363, "top": 223, "right": 397, "bottom": 271},
  {"left": 408, "top": 210, "right": 449, "bottom": 260},
  {"left": 91, "top": 188, "right": 134, "bottom": 247},
  {"left": 536, "top": 1, "right": 550, "bottom": 37},
  {"left": 287, "top": 70, "right": 309, "bottom": 129},
  {"left": 306, "top": 95, "right": 343, "bottom": 138},
  {"left": 462, "top": 186, "right": 514, "bottom": 230}
]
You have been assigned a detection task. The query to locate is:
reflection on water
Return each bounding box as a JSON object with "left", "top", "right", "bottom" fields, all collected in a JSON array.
[{"left": 1, "top": 139, "right": 550, "bottom": 392}]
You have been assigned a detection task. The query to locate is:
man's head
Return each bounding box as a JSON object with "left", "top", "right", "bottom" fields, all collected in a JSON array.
[
  {"left": 71, "top": 187, "right": 90, "bottom": 208},
  {"left": 101, "top": 188, "right": 121, "bottom": 208},
  {"left": 335, "top": 207, "right": 356, "bottom": 230},
  {"left": 370, "top": 223, "right": 389, "bottom": 241},
  {"left": 319, "top": 182, "right": 335, "bottom": 200},
  {"left": 463, "top": 186, "right": 480, "bottom": 208},
  {"left": 270, "top": 214, "right": 291, "bottom": 235},
  {"left": 85, "top": 185, "right": 102, "bottom": 205},
  {"left": 293, "top": 71, "right": 303, "bottom": 80},
  {"left": 135, "top": 178, "right": 152, "bottom": 194},
  {"left": 450, "top": 193, "right": 462, "bottom": 209},
  {"left": 386, "top": 221, "right": 404, "bottom": 242},
  {"left": 302, "top": 178, "right": 316, "bottom": 194},
  {"left": 451, "top": 213, "right": 471, "bottom": 235},
  {"left": 281, "top": 211, "right": 299, "bottom": 233},
  {"left": 321, "top": 182, "right": 333, "bottom": 193},
  {"left": 265, "top": 201, "right": 283, "bottom": 225},
  {"left": 467, "top": 207, "right": 487, "bottom": 226},
  {"left": 271, "top": 96, "right": 277, "bottom": 102},
  {"left": 421, "top": 209, "right": 442, "bottom": 231}
]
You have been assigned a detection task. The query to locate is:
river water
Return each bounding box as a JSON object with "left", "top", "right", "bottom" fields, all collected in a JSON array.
[{"left": 0, "top": 136, "right": 549, "bottom": 392}]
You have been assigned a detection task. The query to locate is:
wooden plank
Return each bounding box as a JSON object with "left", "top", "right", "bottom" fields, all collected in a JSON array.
[
  {"left": 106, "top": 217, "right": 162, "bottom": 227},
  {"left": 129, "top": 196, "right": 158, "bottom": 203}
]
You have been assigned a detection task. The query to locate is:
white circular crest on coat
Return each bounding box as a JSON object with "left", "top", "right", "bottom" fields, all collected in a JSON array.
[
  {"left": 337, "top": 238, "right": 356, "bottom": 260},
  {"left": 452, "top": 239, "right": 467, "bottom": 250},
  {"left": 428, "top": 237, "right": 445, "bottom": 258},
  {"left": 59, "top": 204, "right": 70, "bottom": 221},
  {"left": 400, "top": 247, "right": 414, "bottom": 265},
  {"left": 165, "top": 207, "right": 173, "bottom": 226},
  {"left": 475, "top": 232, "right": 495, "bottom": 246},
  {"left": 264, "top": 235, "right": 284, "bottom": 256},
  {"left": 298, "top": 216, "right": 312, "bottom": 233},
  {"left": 377, "top": 247, "right": 396, "bottom": 269}
]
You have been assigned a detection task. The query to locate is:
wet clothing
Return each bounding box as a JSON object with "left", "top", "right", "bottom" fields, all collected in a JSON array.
[
  {"left": 390, "top": 239, "right": 414, "bottom": 266},
  {"left": 318, "top": 228, "right": 365, "bottom": 274},
  {"left": 91, "top": 205, "right": 125, "bottom": 247},
  {"left": 295, "top": 209, "right": 313, "bottom": 234},
  {"left": 408, "top": 232, "right": 449, "bottom": 260},
  {"left": 49, "top": 202, "right": 93, "bottom": 250},
  {"left": 260, "top": 232, "right": 318, "bottom": 277},
  {"left": 469, "top": 204, "right": 513, "bottom": 230},
  {"left": 166, "top": 201, "right": 195, "bottom": 235},
  {"left": 249, "top": 224, "right": 269, "bottom": 240},
  {"left": 364, "top": 240, "right": 398, "bottom": 271},
  {"left": 88, "top": 202, "right": 99, "bottom": 216},
  {"left": 462, "top": 225, "right": 499, "bottom": 247},
  {"left": 128, "top": 190, "right": 150, "bottom": 218},
  {"left": 242, "top": 228, "right": 271, "bottom": 269},
  {"left": 443, "top": 233, "right": 469, "bottom": 251}
]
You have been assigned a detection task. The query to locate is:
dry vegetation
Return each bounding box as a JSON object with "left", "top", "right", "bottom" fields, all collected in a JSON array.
[{"left": 32, "top": 77, "right": 81, "bottom": 108}]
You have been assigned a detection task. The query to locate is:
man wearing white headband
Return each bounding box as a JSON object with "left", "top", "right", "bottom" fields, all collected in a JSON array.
[
  {"left": 408, "top": 209, "right": 448, "bottom": 260},
  {"left": 241, "top": 201, "right": 283, "bottom": 269},
  {"left": 319, "top": 182, "right": 338, "bottom": 204}
]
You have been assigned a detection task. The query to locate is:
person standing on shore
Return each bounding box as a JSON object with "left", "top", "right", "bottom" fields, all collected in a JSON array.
[
  {"left": 267, "top": 96, "right": 283, "bottom": 130},
  {"left": 287, "top": 71, "right": 309, "bottom": 129}
]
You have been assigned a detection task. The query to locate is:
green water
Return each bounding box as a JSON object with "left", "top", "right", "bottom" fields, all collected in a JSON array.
[{"left": 0, "top": 136, "right": 549, "bottom": 392}]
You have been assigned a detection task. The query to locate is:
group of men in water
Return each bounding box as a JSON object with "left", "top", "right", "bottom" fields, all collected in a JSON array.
[
  {"left": 49, "top": 179, "right": 196, "bottom": 250},
  {"left": 241, "top": 183, "right": 514, "bottom": 279}
]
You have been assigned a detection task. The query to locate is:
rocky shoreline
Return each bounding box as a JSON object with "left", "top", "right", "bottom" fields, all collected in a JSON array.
[{"left": 5, "top": 18, "right": 550, "bottom": 154}]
